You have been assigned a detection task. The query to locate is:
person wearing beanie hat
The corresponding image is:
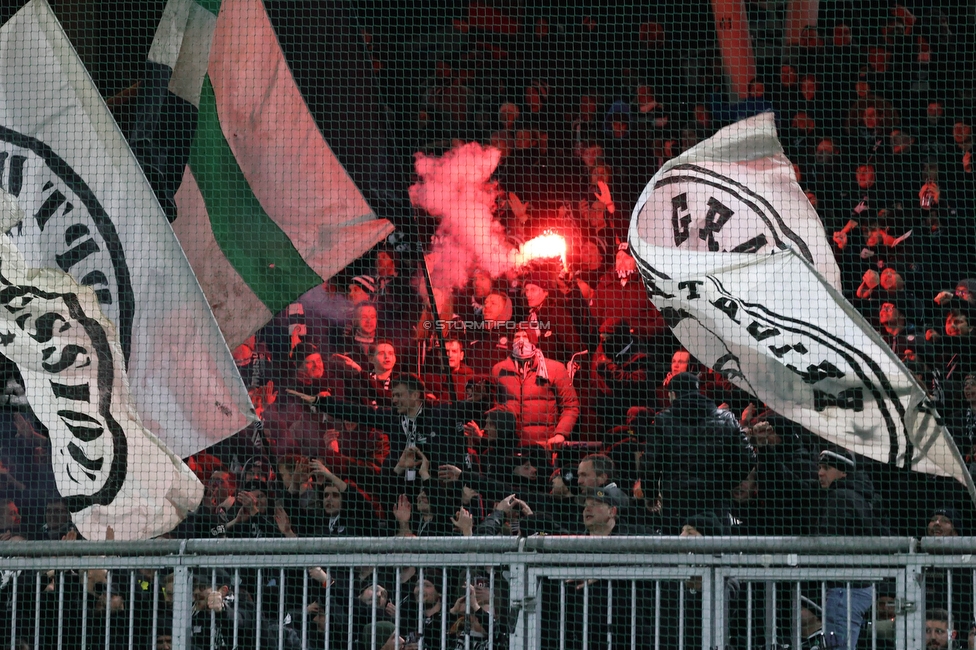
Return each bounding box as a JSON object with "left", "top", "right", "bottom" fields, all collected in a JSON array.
[
  {"left": 492, "top": 327, "right": 579, "bottom": 447},
  {"left": 360, "top": 621, "right": 398, "bottom": 650},
  {"left": 818, "top": 449, "right": 856, "bottom": 476},
  {"left": 347, "top": 275, "right": 377, "bottom": 305},
  {"left": 816, "top": 446, "right": 889, "bottom": 649},
  {"left": 926, "top": 507, "right": 962, "bottom": 537},
  {"left": 668, "top": 372, "right": 701, "bottom": 398},
  {"left": 643, "top": 364, "right": 755, "bottom": 535},
  {"left": 518, "top": 266, "right": 588, "bottom": 364}
]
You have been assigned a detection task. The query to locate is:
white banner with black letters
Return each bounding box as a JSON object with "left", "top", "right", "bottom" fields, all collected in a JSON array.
[
  {"left": 631, "top": 111, "right": 842, "bottom": 290},
  {"left": 0, "top": 190, "right": 203, "bottom": 540},
  {"left": 0, "top": 0, "right": 255, "bottom": 460},
  {"left": 629, "top": 240, "right": 975, "bottom": 495},
  {"left": 629, "top": 112, "right": 974, "bottom": 496}
]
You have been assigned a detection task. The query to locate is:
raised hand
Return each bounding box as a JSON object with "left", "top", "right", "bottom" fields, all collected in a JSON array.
[
  {"left": 451, "top": 507, "right": 474, "bottom": 536},
  {"left": 594, "top": 180, "right": 615, "bottom": 214}
]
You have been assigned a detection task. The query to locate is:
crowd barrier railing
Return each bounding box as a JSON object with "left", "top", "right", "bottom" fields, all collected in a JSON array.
[{"left": 0, "top": 536, "right": 973, "bottom": 650}]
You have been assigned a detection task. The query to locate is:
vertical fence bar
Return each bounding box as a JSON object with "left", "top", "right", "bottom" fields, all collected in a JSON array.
[
  {"left": 151, "top": 572, "right": 159, "bottom": 650},
  {"left": 488, "top": 567, "right": 495, "bottom": 650},
  {"left": 417, "top": 568, "right": 424, "bottom": 650},
  {"left": 128, "top": 570, "right": 135, "bottom": 650},
  {"left": 582, "top": 580, "right": 590, "bottom": 650},
  {"left": 57, "top": 571, "right": 65, "bottom": 650},
  {"left": 947, "top": 570, "right": 954, "bottom": 648},
  {"left": 233, "top": 569, "right": 241, "bottom": 650},
  {"left": 104, "top": 571, "right": 112, "bottom": 650},
  {"left": 9, "top": 572, "right": 15, "bottom": 650},
  {"left": 301, "top": 570, "right": 309, "bottom": 650},
  {"left": 33, "top": 571, "right": 40, "bottom": 650},
  {"left": 654, "top": 580, "right": 661, "bottom": 650},
  {"left": 678, "top": 581, "right": 685, "bottom": 650},
  {"left": 278, "top": 568, "right": 286, "bottom": 650},
  {"left": 211, "top": 569, "right": 217, "bottom": 650},
  {"left": 371, "top": 567, "right": 379, "bottom": 650},
  {"left": 846, "top": 582, "right": 852, "bottom": 650},
  {"left": 559, "top": 580, "right": 567, "bottom": 650},
  {"left": 631, "top": 580, "right": 637, "bottom": 650},
  {"left": 606, "top": 580, "right": 613, "bottom": 650},
  {"left": 746, "top": 582, "right": 753, "bottom": 650},
  {"left": 440, "top": 566, "right": 448, "bottom": 650},
  {"left": 793, "top": 581, "right": 801, "bottom": 650},
  {"left": 702, "top": 569, "right": 714, "bottom": 650},
  {"left": 81, "top": 570, "right": 88, "bottom": 650},
  {"left": 347, "top": 568, "right": 354, "bottom": 650},
  {"left": 170, "top": 566, "right": 192, "bottom": 650},
  {"left": 256, "top": 569, "right": 263, "bottom": 650},
  {"left": 324, "top": 567, "right": 331, "bottom": 650},
  {"left": 870, "top": 582, "right": 877, "bottom": 650},
  {"left": 394, "top": 567, "right": 402, "bottom": 650},
  {"left": 464, "top": 567, "right": 472, "bottom": 650}
]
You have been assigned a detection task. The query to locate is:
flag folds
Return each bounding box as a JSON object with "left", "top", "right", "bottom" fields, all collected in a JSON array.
[
  {"left": 629, "top": 113, "right": 975, "bottom": 498},
  {"left": 631, "top": 112, "right": 841, "bottom": 289},
  {"left": 0, "top": 190, "right": 202, "bottom": 540},
  {"left": 162, "top": 0, "right": 395, "bottom": 348},
  {"left": 0, "top": 0, "right": 255, "bottom": 460}
]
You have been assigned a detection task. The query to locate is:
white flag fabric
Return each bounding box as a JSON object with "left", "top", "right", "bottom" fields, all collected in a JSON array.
[
  {"left": 0, "top": 0, "right": 256, "bottom": 459},
  {"left": 0, "top": 190, "right": 203, "bottom": 540},
  {"left": 631, "top": 112, "right": 842, "bottom": 290},
  {"left": 629, "top": 114, "right": 976, "bottom": 498}
]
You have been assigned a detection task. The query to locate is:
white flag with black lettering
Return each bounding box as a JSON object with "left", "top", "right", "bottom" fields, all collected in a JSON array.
[
  {"left": 629, "top": 112, "right": 973, "bottom": 495},
  {"left": 630, "top": 220, "right": 975, "bottom": 496},
  {"left": 0, "top": 190, "right": 203, "bottom": 540},
  {"left": 631, "top": 111, "right": 842, "bottom": 290},
  {"left": 0, "top": 0, "right": 255, "bottom": 460}
]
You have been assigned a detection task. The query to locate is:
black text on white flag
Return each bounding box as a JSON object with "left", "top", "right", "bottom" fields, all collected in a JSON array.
[{"left": 629, "top": 243, "right": 973, "bottom": 496}]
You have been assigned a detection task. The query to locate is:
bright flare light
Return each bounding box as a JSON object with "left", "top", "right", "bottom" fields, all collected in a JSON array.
[{"left": 515, "top": 232, "right": 567, "bottom": 270}]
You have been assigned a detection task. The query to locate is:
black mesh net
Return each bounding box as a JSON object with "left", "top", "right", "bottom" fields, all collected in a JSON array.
[{"left": 0, "top": 0, "right": 973, "bottom": 647}]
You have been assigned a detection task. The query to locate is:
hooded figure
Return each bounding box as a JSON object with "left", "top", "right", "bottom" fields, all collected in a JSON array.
[
  {"left": 643, "top": 372, "right": 756, "bottom": 534},
  {"left": 593, "top": 318, "right": 654, "bottom": 428}
]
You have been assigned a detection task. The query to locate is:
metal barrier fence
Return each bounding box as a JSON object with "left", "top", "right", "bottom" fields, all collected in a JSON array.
[{"left": 1, "top": 537, "right": 975, "bottom": 650}]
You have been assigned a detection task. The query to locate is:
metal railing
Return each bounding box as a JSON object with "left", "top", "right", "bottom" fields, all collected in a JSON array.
[{"left": 0, "top": 536, "right": 973, "bottom": 649}]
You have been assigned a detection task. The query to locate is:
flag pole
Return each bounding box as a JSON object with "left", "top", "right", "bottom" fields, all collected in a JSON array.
[{"left": 417, "top": 255, "right": 458, "bottom": 404}]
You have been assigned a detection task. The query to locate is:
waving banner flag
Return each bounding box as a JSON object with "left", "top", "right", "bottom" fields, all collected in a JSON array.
[
  {"left": 631, "top": 112, "right": 841, "bottom": 290},
  {"left": 142, "top": 0, "right": 395, "bottom": 348},
  {"left": 629, "top": 115, "right": 976, "bottom": 498},
  {"left": 0, "top": 190, "right": 202, "bottom": 540},
  {"left": 0, "top": 0, "right": 255, "bottom": 459}
]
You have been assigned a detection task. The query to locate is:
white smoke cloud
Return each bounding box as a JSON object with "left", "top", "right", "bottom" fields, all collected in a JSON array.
[{"left": 409, "top": 143, "right": 515, "bottom": 293}]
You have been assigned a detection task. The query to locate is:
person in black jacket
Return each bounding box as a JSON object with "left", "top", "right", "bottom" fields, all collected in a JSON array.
[
  {"left": 643, "top": 372, "right": 756, "bottom": 535},
  {"left": 816, "top": 449, "right": 889, "bottom": 650},
  {"left": 593, "top": 318, "right": 654, "bottom": 429},
  {"left": 291, "top": 374, "right": 475, "bottom": 522}
]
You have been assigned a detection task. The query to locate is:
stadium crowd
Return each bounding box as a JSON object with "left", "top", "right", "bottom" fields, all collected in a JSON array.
[{"left": 0, "top": 1, "right": 973, "bottom": 648}]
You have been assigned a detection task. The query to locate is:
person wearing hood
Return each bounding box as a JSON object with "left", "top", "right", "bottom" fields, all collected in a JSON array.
[
  {"left": 816, "top": 449, "right": 890, "bottom": 649},
  {"left": 492, "top": 325, "right": 579, "bottom": 447},
  {"left": 599, "top": 99, "right": 645, "bottom": 216},
  {"left": 643, "top": 372, "right": 756, "bottom": 535},
  {"left": 593, "top": 317, "right": 655, "bottom": 429}
]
